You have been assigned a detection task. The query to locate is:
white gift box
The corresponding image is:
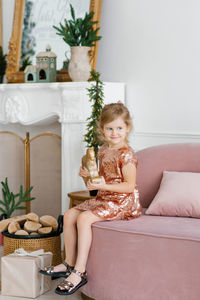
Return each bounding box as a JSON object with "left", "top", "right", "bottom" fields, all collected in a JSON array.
[{"left": 1, "top": 248, "right": 52, "bottom": 298}]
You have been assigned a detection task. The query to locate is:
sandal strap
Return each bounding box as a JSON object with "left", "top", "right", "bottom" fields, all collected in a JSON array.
[
  {"left": 45, "top": 266, "right": 54, "bottom": 274},
  {"left": 59, "top": 279, "right": 74, "bottom": 289},
  {"left": 62, "top": 261, "right": 74, "bottom": 271},
  {"left": 72, "top": 268, "right": 87, "bottom": 279},
  {"left": 44, "top": 262, "right": 74, "bottom": 274},
  {"left": 57, "top": 271, "right": 88, "bottom": 293}
]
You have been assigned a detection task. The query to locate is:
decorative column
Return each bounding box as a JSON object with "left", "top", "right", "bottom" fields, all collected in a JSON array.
[{"left": 59, "top": 84, "right": 93, "bottom": 212}]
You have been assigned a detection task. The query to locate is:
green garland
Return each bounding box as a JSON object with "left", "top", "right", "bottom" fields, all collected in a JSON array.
[{"left": 84, "top": 70, "right": 104, "bottom": 157}]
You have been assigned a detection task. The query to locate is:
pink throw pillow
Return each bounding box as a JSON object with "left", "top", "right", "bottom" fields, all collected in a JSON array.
[{"left": 145, "top": 171, "right": 200, "bottom": 218}]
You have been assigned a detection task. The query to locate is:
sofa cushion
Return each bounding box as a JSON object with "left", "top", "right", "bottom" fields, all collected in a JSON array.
[
  {"left": 136, "top": 143, "right": 200, "bottom": 208},
  {"left": 93, "top": 213, "right": 200, "bottom": 241},
  {"left": 145, "top": 171, "right": 200, "bottom": 218},
  {"left": 83, "top": 215, "right": 200, "bottom": 300}
]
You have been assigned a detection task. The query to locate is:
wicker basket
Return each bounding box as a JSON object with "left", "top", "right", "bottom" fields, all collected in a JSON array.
[{"left": 2, "top": 215, "right": 63, "bottom": 266}]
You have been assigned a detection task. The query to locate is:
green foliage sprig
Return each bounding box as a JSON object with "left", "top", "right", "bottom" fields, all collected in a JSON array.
[
  {"left": 53, "top": 4, "right": 102, "bottom": 47},
  {"left": 0, "top": 46, "right": 7, "bottom": 83},
  {"left": 19, "top": 56, "right": 32, "bottom": 72},
  {"left": 84, "top": 70, "right": 104, "bottom": 157},
  {"left": 0, "top": 178, "right": 35, "bottom": 218},
  {"left": 20, "top": 0, "right": 36, "bottom": 71}
]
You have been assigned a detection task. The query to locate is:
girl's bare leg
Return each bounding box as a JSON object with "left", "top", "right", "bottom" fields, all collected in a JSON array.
[
  {"left": 58, "top": 210, "right": 104, "bottom": 288},
  {"left": 75, "top": 210, "right": 104, "bottom": 272},
  {"left": 53, "top": 207, "right": 82, "bottom": 272}
]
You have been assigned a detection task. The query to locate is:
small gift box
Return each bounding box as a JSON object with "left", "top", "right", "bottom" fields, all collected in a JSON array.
[{"left": 1, "top": 248, "right": 52, "bottom": 298}]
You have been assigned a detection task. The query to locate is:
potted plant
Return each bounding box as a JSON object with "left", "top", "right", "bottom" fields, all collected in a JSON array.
[
  {"left": 53, "top": 4, "right": 102, "bottom": 81},
  {"left": 84, "top": 70, "right": 104, "bottom": 195},
  {"left": 0, "top": 46, "right": 7, "bottom": 83},
  {"left": 0, "top": 177, "right": 35, "bottom": 219},
  {"left": 0, "top": 177, "right": 35, "bottom": 245}
]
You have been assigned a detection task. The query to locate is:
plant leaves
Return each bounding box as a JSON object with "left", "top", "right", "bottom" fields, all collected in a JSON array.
[
  {"left": 53, "top": 4, "right": 101, "bottom": 47},
  {"left": 0, "top": 178, "right": 35, "bottom": 217},
  {"left": 70, "top": 4, "right": 75, "bottom": 21},
  {"left": 16, "top": 206, "right": 26, "bottom": 210},
  {"left": 0, "top": 200, "right": 7, "bottom": 207}
]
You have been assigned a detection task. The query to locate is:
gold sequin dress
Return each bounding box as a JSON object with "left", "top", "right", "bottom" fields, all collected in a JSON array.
[{"left": 76, "top": 144, "right": 142, "bottom": 220}]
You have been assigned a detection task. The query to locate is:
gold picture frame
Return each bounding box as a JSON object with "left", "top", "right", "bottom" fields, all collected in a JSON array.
[
  {"left": 6, "top": 0, "right": 102, "bottom": 83},
  {"left": 0, "top": 0, "right": 2, "bottom": 46}
]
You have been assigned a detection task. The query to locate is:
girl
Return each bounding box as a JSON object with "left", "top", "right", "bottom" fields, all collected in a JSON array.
[{"left": 40, "top": 102, "right": 142, "bottom": 296}]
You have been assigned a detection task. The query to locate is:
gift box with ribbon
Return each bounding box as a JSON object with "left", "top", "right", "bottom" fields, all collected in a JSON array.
[{"left": 1, "top": 248, "right": 52, "bottom": 298}]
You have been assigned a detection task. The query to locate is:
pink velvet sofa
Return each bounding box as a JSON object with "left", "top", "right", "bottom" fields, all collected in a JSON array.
[{"left": 82, "top": 143, "right": 200, "bottom": 300}]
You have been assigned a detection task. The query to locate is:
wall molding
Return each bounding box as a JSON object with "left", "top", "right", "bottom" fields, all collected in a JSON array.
[
  {"left": 134, "top": 131, "right": 200, "bottom": 140},
  {"left": 132, "top": 130, "right": 200, "bottom": 151}
]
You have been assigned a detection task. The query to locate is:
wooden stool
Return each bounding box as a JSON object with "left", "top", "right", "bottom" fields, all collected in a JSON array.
[{"left": 68, "top": 190, "right": 93, "bottom": 208}]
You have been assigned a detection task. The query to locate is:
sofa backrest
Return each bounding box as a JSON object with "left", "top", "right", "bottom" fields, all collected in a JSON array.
[{"left": 136, "top": 143, "right": 200, "bottom": 208}]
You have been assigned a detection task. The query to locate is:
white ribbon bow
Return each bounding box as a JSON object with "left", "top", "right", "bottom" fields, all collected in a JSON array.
[{"left": 10, "top": 248, "right": 52, "bottom": 295}]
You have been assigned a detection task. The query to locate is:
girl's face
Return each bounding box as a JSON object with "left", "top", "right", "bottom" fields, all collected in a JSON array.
[{"left": 102, "top": 117, "right": 130, "bottom": 148}]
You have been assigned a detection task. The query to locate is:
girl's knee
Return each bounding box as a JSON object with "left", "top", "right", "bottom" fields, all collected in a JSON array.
[
  {"left": 64, "top": 208, "right": 79, "bottom": 225},
  {"left": 77, "top": 211, "right": 93, "bottom": 227}
]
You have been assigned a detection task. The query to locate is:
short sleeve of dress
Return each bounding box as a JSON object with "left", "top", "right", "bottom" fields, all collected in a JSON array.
[
  {"left": 119, "top": 147, "right": 138, "bottom": 168},
  {"left": 97, "top": 145, "right": 106, "bottom": 161}
]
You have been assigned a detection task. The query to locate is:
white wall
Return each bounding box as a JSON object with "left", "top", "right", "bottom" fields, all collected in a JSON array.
[
  {"left": 2, "top": 0, "right": 14, "bottom": 54},
  {"left": 2, "top": 0, "right": 200, "bottom": 149},
  {"left": 97, "top": 0, "right": 200, "bottom": 148}
]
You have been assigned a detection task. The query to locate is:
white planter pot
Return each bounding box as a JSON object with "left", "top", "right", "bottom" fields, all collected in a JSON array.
[{"left": 68, "top": 46, "right": 91, "bottom": 82}]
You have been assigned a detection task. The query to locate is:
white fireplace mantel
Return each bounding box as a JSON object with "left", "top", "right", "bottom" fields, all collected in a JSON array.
[{"left": 0, "top": 81, "right": 125, "bottom": 212}]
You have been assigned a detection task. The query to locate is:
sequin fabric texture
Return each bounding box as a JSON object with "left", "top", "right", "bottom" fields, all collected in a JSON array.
[{"left": 76, "top": 144, "right": 142, "bottom": 220}]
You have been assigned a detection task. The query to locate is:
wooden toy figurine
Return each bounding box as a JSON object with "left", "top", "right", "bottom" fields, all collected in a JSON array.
[{"left": 81, "top": 147, "right": 103, "bottom": 185}]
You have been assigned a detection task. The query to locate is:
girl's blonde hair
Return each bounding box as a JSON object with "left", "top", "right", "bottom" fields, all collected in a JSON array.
[{"left": 97, "top": 102, "right": 133, "bottom": 143}]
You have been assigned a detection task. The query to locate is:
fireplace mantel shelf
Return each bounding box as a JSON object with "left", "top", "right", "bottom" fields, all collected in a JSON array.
[
  {"left": 0, "top": 81, "right": 125, "bottom": 212},
  {"left": 0, "top": 82, "right": 94, "bottom": 125}
]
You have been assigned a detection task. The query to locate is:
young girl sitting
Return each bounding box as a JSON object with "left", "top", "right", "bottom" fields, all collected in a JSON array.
[{"left": 40, "top": 102, "right": 142, "bottom": 296}]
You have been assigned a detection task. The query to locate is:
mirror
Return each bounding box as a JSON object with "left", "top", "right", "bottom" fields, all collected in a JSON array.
[{"left": 6, "top": 0, "right": 102, "bottom": 83}]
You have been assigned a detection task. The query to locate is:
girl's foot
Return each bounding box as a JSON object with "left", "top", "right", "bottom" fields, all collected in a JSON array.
[
  {"left": 51, "top": 263, "right": 68, "bottom": 273},
  {"left": 55, "top": 269, "right": 87, "bottom": 295},
  {"left": 39, "top": 261, "right": 74, "bottom": 278}
]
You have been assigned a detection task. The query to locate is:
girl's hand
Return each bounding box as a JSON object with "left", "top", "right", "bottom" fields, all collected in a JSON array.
[
  {"left": 87, "top": 177, "right": 106, "bottom": 191},
  {"left": 79, "top": 167, "right": 88, "bottom": 178}
]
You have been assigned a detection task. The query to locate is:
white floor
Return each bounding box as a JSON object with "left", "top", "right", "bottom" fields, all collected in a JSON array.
[{"left": 0, "top": 278, "right": 83, "bottom": 300}]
